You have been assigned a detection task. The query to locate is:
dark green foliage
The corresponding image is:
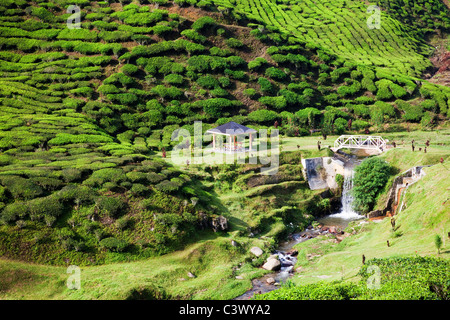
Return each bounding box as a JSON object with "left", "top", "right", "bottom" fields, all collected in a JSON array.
[
  {"left": 352, "top": 158, "right": 392, "bottom": 213},
  {"left": 99, "top": 237, "right": 129, "bottom": 252},
  {"left": 265, "top": 67, "right": 287, "bottom": 81},
  {"left": 154, "top": 179, "right": 183, "bottom": 193},
  {"left": 248, "top": 109, "right": 278, "bottom": 124},
  {"left": 0, "top": 176, "right": 43, "bottom": 200},
  {"left": 225, "top": 37, "right": 244, "bottom": 49},
  {"left": 181, "top": 29, "right": 206, "bottom": 43},
  {"left": 257, "top": 77, "right": 276, "bottom": 95},
  {"left": 96, "top": 196, "right": 127, "bottom": 218},
  {"left": 396, "top": 100, "right": 424, "bottom": 122},
  {"left": 191, "top": 16, "right": 217, "bottom": 32},
  {"left": 197, "top": 98, "right": 241, "bottom": 117},
  {"left": 257, "top": 256, "right": 450, "bottom": 300}
]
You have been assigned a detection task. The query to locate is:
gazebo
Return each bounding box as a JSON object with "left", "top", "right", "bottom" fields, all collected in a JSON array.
[{"left": 206, "top": 121, "right": 257, "bottom": 153}]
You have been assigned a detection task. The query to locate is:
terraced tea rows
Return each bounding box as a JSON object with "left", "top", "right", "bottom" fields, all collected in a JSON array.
[{"left": 213, "top": 0, "right": 449, "bottom": 77}]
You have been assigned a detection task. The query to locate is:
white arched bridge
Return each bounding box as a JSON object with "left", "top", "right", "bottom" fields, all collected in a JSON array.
[{"left": 333, "top": 135, "right": 387, "bottom": 153}]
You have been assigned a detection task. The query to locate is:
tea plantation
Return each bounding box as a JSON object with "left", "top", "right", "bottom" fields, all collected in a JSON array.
[{"left": 0, "top": 0, "right": 449, "bottom": 300}]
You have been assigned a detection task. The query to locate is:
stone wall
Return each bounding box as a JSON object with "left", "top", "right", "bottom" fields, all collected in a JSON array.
[{"left": 301, "top": 156, "right": 345, "bottom": 190}]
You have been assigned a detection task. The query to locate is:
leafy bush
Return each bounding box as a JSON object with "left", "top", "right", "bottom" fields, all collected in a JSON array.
[
  {"left": 0, "top": 176, "right": 43, "bottom": 200},
  {"left": 96, "top": 196, "right": 127, "bottom": 218},
  {"left": 99, "top": 237, "right": 129, "bottom": 252},
  {"left": 191, "top": 16, "right": 217, "bottom": 32},
  {"left": 265, "top": 67, "right": 287, "bottom": 81},
  {"left": 248, "top": 109, "right": 278, "bottom": 124},
  {"left": 154, "top": 179, "right": 183, "bottom": 193},
  {"left": 396, "top": 100, "right": 424, "bottom": 122},
  {"left": 352, "top": 158, "right": 392, "bottom": 213},
  {"left": 257, "top": 77, "right": 276, "bottom": 95},
  {"left": 225, "top": 37, "right": 244, "bottom": 48}
]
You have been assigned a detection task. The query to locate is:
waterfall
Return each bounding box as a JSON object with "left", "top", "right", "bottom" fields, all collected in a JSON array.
[{"left": 330, "top": 164, "right": 362, "bottom": 219}]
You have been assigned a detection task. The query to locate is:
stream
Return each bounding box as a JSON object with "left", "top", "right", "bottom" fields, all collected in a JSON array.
[{"left": 234, "top": 161, "right": 364, "bottom": 300}]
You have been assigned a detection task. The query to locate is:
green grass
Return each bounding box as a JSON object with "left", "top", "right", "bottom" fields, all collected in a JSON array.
[
  {"left": 288, "top": 162, "right": 450, "bottom": 287},
  {"left": 0, "top": 235, "right": 273, "bottom": 300}
]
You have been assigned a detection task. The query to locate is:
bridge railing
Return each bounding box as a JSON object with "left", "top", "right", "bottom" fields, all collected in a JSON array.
[{"left": 334, "top": 135, "right": 386, "bottom": 152}]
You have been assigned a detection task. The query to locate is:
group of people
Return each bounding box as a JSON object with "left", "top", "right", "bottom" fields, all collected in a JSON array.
[
  {"left": 390, "top": 139, "right": 430, "bottom": 153},
  {"left": 409, "top": 139, "right": 430, "bottom": 153}
]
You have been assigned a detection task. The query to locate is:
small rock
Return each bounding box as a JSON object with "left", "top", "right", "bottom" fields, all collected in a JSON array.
[
  {"left": 187, "top": 272, "right": 196, "bottom": 278},
  {"left": 235, "top": 276, "right": 244, "bottom": 280},
  {"left": 179, "top": 278, "right": 186, "bottom": 281},
  {"left": 231, "top": 240, "right": 238, "bottom": 247},
  {"left": 266, "top": 277, "right": 276, "bottom": 285},
  {"left": 250, "top": 246, "right": 263, "bottom": 257},
  {"left": 329, "top": 226, "right": 337, "bottom": 234}
]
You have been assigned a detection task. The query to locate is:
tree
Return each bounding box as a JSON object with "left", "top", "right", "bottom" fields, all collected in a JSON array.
[
  {"left": 352, "top": 158, "right": 392, "bottom": 213},
  {"left": 435, "top": 234, "right": 443, "bottom": 254}
]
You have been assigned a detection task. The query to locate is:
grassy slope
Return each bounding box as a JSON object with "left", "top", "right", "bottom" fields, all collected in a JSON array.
[
  {"left": 1, "top": 130, "right": 448, "bottom": 299},
  {"left": 289, "top": 147, "right": 450, "bottom": 287},
  {"left": 0, "top": 234, "right": 273, "bottom": 300}
]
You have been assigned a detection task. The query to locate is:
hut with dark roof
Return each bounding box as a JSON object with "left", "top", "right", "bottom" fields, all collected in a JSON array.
[{"left": 206, "top": 121, "right": 256, "bottom": 153}]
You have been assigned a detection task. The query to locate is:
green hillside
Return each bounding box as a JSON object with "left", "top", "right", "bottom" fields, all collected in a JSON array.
[
  {"left": 211, "top": 0, "right": 449, "bottom": 77},
  {"left": 0, "top": 0, "right": 449, "bottom": 300},
  {"left": 255, "top": 161, "right": 450, "bottom": 300}
]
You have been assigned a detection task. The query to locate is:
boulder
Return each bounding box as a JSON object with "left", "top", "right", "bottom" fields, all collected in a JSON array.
[
  {"left": 211, "top": 215, "right": 228, "bottom": 232},
  {"left": 266, "top": 277, "right": 276, "bottom": 285},
  {"left": 262, "top": 258, "right": 281, "bottom": 271},
  {"left": 250, "top": 246, "right": 263, "bottom": 257},
  {"left": 267, "top": 254, "right": 278, "bottom": 261},
  {"left": 187, "top": 272, "right": 196, "bottom": 278}
]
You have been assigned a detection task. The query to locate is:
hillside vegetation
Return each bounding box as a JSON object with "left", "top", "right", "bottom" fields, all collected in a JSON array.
[
  {"left": 256, "top": 157, "right": 450, "bottom": 300},
  {"left": 0, "top": 0, "right": 448, "bottom": 300}
]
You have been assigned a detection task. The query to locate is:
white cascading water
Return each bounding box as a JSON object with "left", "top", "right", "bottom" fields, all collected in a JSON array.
[{"left": 330, "top": 165, "right": 362, "bottom": 219}]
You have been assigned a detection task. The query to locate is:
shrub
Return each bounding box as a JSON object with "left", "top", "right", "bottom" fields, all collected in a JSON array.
[
  {"left": 150, "top": 85, "right": 183, "bottom": 100},
  {"left": 99, "top": 237, "right": 129, "bottom": 252},
  {"left": 352, "top": 158, "right": 392, "bottom": 213},
  {"left": 27, "top": 195, "right": 64, "bottom": 221},
  {"left": 265, "top": 67, "right": 287, "bottom": 81},
  {"left": 154, "top": 179, "right": 182, "bottom": 193},
  {"left": 96, "top": 196, "right": 127, "bottom": 218},
  {"left": 163, "top": 74, "right": 184, "bottom": 86},
  {"left": 191, "top": 16, "right": 217, "bottom": 32},
  {"left": 0, "top": 176, "right": 43, "bottom": 200},
  {"left": 248, "top": 57, "right": 268, "bottom": 70},
  {"left": 258, "top": 77, "right": 276, "bottom": 95},
  {"left": 225, "top": 37, "right": 244, "bottom": 48},
  {"left": 180, "top": 29, "right": 206, "bottom": 43},
  {"left": 121, "top": 64, "right": 139, "bottom": 76},
  {"left": 198, "top": 98, "right": 240, "bottom": 117},
  {"left": 396, "top": 100, "right": 423, "bottom": 122},
  {"left": 258, "top": 96, "right": 287, "bottom": 110},
  {"left": 196, "top": 75, "right": 219, "bottom": 89},
  {"left": 248, "top": 109, "right": 278, "bottom": 124}
]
